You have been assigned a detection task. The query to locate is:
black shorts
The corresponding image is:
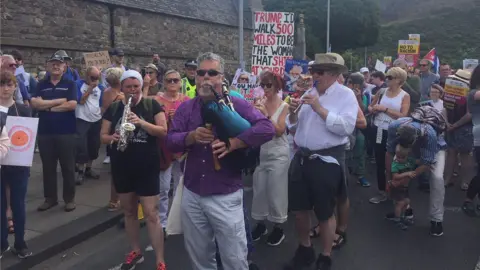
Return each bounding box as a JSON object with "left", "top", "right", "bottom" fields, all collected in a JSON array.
[
  {"left": 75, "top": 118, "right": 101, "bottom": 164},
  {"left": 111, "top": 156, "right": 160, "bottom": 197},
  {"left": 288, "top": 153, "right": 344, "bottom": 222}
]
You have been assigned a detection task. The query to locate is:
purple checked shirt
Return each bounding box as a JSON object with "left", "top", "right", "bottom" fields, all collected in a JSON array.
[{"left": 166, "top": 96, "right": 275, "bottom": 196}]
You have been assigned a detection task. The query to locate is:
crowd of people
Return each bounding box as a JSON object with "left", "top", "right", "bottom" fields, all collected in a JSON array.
[{"left": 0, "top": 47, "right": 479, "bottom": 270}]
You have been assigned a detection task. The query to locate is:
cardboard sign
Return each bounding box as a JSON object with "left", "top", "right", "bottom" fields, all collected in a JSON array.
[
  {"left": 251, "top": 11, "right": 295, "bottom": 76},
  {"left": 231, "top": 68, "right": 257, "bottom": 86},
  {"left": 1, "top": 116, "right": 39, "bottom": 167},
  {"left": 383, "top": 56, "right": 392, "bottom": 68},
  {"left": 463, "top": 59, "right": 478, "bottom": 72},
  {"left": 443, "top": 78, "right": 469, "bottom": 110},
  {"left": 375, "top": 60, "right": 387, "bottom": 73},
  {"left": 236, "top": 83, "right": 260, "bottom": 104},
  {"left": 83, "top": 51, "right": 111, "bottom": 69},
  {"left": 398, "top": 40, "right": 419, "bottom": 55}
]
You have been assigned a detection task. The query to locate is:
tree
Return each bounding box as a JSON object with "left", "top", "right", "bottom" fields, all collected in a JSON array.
[{"left": 262, "top": 0, "right": 381, "bottom": 57}]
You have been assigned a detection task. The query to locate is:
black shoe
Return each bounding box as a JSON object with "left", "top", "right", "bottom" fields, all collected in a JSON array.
[
  {"left": 85, "top": 168, "right": 100, "bottom": 179},
  {"left": 315, "top": 253, "right": 332, "bottom": 270},
  {"left": 251, "top": 223, "right": 267, "bottom": 242},
  {"left": 249, "top": 262, "right": 260, "bottom": 270},
  {"left": 267, "top": 226, "right": 285, "bottom": 246},
  {"left": 75, "top": 173, "right": 84, "bottom": 186},
  {"left": 430, "top": 221, "right": 443, "bottom": 237},
  {"left": 404, "top": 208, "right": 414, "bottom": 225},
  {"left": 462, "top": 201, "right": 477, "bottom": 217},
  {"left": 384, "top": 212, "right": 396, "bottom": 221},
  {"left": 284, "top": 245, "right": 315, "bottom": 270},
  {"left": 11, "top": 247, "right": 32, "bottom": 259}
]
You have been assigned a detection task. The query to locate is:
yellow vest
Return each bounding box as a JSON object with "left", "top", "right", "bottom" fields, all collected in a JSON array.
[{"left": 182, "top": 77, "right": 197, "bottom": 99}]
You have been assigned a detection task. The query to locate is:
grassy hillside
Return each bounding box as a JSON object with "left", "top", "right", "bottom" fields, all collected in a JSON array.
[{"left": 370, "top": 5, "right": 480, "bottom": 68}]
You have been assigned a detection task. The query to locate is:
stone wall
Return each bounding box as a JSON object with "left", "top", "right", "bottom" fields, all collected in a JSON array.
[{"left": 0, "top": 0, "right": 254, "bottom": 76}]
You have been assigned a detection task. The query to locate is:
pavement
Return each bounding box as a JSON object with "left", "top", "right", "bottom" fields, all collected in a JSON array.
[
  {"left": 11, "top": 160, "right": 480, "bottom": 270},
  {"left": 1, "top": 149, "right": 123, "bottom": 270}
]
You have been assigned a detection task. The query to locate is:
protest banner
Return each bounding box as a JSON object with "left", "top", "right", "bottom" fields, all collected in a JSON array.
[
  {"left": 83, "top": 51, "right": 111, "bottom": 69},
  {"left": 251, "top": 11, "right": 295, "bottom": 76},
  {"left": 236, "top": 83, "right": 260, "bottom": 104},
  {"left": 463, "top": 59, "right": 479, "bottom": 72},
  {"left": 284, "top": 59, "right": 309, "bottom": 93},
  {"left": 383, "top": 56, "right": 392, "bottom": 67},
  {"left": 375, "top": 60, "right": 387, "bottom": 73},
  {"left": 408, "top": 34, "right": 421, "bottom": 42},
  {"left": 1, "top": 116, "right": 39, "bottom": 167},
  {"left": 231, "top": 68, "right": 258, "bottom": 87},
  {"left": 398, "top": 40, "right": 420, "bottom": 67},
  {"left": 443, "top": 78, "right": 469, "bottom": 111}
]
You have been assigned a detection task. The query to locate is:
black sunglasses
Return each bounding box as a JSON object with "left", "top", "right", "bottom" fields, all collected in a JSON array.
[
  {"left": 310, "top": 69, "right": 325, "bottom": 75},
  {"left": 386, "top": 75, "right": 396, "bottom": 80},
  {"left": 196, "top": 69, "right": 222, "bottom": 77},
  {"left": 260, "top": 83, "right": 273, "bottom": 88},
  {"left": 166, "top": 78, "right": 180, "bottom": 84},
  {"left": 90, "top": 76, "right": 100, "bottom": 81},
  {"left": 238, "top": 77, "right": 249, "bottom": 81}
]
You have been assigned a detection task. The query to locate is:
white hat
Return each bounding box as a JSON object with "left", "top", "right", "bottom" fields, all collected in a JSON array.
[
  {"left": 360, "top": 67, "right": 369, "bottom": 73},
  {"left": 310, "top": 53, "right": 347, "bottom": 73},
  {"left": 120, "top": 70, "right": 143, "bottom": 86},
  {"left": 308, "top": 61, "right": 315, "bottom": 66}
]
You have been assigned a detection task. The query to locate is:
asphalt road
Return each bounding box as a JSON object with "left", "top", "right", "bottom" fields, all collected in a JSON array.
[{"left": 31, "top": 166, "right": 480, "bottom": 270}]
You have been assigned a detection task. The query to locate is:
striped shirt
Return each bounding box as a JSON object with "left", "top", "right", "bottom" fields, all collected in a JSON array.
[{"left": 387, "top": 117, "right": 447, "bottom": 166}]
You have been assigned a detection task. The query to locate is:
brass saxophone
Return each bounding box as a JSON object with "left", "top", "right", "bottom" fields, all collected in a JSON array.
[{"left": 117, "top": 95, "right": 136, "bottom": 152}]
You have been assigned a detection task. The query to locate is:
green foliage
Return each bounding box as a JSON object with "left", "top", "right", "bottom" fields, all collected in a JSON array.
[{"left": 262, "top": 0, "right": 381, "bottom": 58}]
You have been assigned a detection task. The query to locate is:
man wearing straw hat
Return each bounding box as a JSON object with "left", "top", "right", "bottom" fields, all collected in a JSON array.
[{"left": 285, "top": 53, "right": 358, "bottom": 270}]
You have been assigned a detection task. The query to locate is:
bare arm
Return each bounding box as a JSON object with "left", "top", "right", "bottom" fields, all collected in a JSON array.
[
  {"left": 100, "top": 119, "right": 115, "bottom": 144},
  {"left": 271, "top": 106, "right": 288, "bottom": 137},
  {"left": 356, "top": 108, "right": 367, "bottom": 129},
  {"left": 474, "top": 90, "right": 480, "bottom": 101},
  {"left": 51, "top": 100, "right": 77, "bottom": 112},
  {"left": 79, "top": 86, "right": 94, "bottom": 105},
  {"left": 451, "top": 105, "right": 472, "bottom": 129},
  {"left": 31, "top": 97, "right": 66, "bottom": 111},
  {"left": 368, "top": 92, "right": 380, "bottom": 113}
]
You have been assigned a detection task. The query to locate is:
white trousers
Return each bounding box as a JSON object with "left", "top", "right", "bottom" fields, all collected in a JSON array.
[
  {"left": 251, "top": 146, "right": 289, "bottom": 223},
  {"left": 430, "top": 150, "right": 446, "bottom": 222},
  {"left": 158, "top": 160, "right": 183, "bottom": 227},
  {"left": 181, "top": 187, "right": 248, "bottom": 270}
]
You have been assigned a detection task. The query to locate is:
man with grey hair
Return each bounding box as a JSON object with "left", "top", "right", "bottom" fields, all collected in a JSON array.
[
  {"left": 1, "top": 55, "right": 30, "bottom": 105},
  {"left": 166, "top": 52, "right": 275, "bottom": 270},
  {"left": 419, "top": 58, "right": 440, "bottom": 101}
]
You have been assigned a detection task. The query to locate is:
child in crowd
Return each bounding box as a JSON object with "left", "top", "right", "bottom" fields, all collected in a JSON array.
[{"left": 386, "top": 145, "right": 417, "bottom": 230}]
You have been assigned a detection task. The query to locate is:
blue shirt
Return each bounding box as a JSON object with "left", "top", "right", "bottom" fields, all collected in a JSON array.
[
  {"left": 387, "top": 117, "right": 447, "bottom": 166},
  {"left": 34, "top": 76, "right": 78, "bottom": 135}
]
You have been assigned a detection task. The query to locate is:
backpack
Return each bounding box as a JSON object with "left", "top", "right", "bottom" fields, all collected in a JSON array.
[
  {"left": 410, "top": 105, "right": 447, "bottom": 135},
  {"left": 110, "top": 98, "right": 173, "bottom": 170}
]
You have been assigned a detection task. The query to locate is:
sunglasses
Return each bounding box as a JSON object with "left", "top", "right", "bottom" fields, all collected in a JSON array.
[
  {"left": 386, "top": 75, "right": 396, "bottom": 80},
  {"left": 310, "top": 69, "right": 325, "bottom": 75},
  {"left": 238, "top": 77, "right": 249, "bottom": 81},
  {"left": 419, "top": 64, "right": 428, "bottom": 67},
  {"left": 90, "top": 76, "right": 100, "bottom": 81},
  {"left": 260, "top": 83, "right": 273, "bottom": 88},
  {"left": 166, "top": 78, "right": 180, "bottom": 84},
  {"left": 196, "top": 69, "right": 222, "bottom": 77}
]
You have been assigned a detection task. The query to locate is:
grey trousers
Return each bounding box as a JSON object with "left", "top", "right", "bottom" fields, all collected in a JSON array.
[{"left": 38, "top": 134, "right": 76, "bottom": 203}]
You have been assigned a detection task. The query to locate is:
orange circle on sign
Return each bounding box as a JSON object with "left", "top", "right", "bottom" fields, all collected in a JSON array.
[{"left": 11, "top": 130, "right": 29, "bottom": 147}]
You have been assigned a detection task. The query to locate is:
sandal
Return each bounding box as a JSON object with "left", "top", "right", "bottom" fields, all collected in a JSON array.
[
  {"left": 7, "top": 217, "right": 14, "bottom": 234},
  {"left": 107, "top": 201, "right": 120, "bottom": 212},
  {"left": 309, "top": 224, "right": 320, "bottom": 238},
  {"left": 332, "top": 230, "right": 347, "bottom": 249}
]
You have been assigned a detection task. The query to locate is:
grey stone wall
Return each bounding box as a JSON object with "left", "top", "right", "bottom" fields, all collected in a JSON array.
[{"left": 0, "top": 0, "right": 253, "bottom": 77}]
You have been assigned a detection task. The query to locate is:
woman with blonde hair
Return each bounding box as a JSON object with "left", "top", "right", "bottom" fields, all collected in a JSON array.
[{"left": 368, "top": 67, "right": 411, "bottom": 205}]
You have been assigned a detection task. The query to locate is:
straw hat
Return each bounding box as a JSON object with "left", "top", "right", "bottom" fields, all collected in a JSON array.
[
  {"left": 310, "top": 53, "right": 347, "bottom": 73},
  {"left": 448, "top": 69, "right": 471, "bottom": 85}
]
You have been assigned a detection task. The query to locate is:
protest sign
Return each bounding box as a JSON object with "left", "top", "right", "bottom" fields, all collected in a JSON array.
[
  {"left": 408, "top": 34, "right": 421, "bottom": 42},
  {"left": 231, "top": 68, "right": 257, "bottom": 87},
  {"left": 83, "top": 51, "right": 111, "bottom": 69},
  {"left": 398, "top": 40, "right": 420, "bottom": 67},
  {"left": 284, "top": 59, "right": 309, "bottom": 93},
  {"left": 1, "top": 116, "right": 38, "bottom": 167},
  {"left": 383, "top": 56, "right": 392, "bottom": 67},
  {"left": 251, "top": 11, "right": 295, "bottom": 76},
  {"left": 443, "top": 78, "right": 469, "bottom": 111},
  {"left": 236, "top": 83, "right": 260, "bottom": 104},
  {"left": 375, "top": 60, "right": 387, "bottom": 73},
  {"left": 463, "top": 59, "right": 478, "bottom": 72}
]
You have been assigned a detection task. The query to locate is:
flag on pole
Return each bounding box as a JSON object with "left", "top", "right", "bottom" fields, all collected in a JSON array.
[{"left": 423, "top": 48, "right": 439, "bottom": 74}]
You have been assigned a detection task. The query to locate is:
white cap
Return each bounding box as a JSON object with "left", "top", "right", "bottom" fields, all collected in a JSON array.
[
  {"left": 360, "top": 67, "right": 369, "bottom": 73},
  {"left": 120, "top": 70, "right": 143, "bottom": 86},
  {"left": 308, "top": 61, "right": 315, "bottom": 66}
]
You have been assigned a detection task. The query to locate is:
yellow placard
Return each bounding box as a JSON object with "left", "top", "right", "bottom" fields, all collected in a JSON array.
[
  {"left": 409, "top": 34, "right": 421, "bottom": 42},
  {"left": 444, "top": 78, "right": 469, "bottom": 97},
  {"left": 398, "top": 40, "right": 419, "bottom": 55}
]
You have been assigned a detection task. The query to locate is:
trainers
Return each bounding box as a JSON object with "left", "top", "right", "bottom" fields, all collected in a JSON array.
[
  {"left": 267, "top": 226, "right": 285, "bottom": 246},
  {"left": 156, "top": 262, "right": 166, "bottom": 270},
  {"left": 404, "top": 208, "right": 414, "bottom": 225},
  {"left": 85, "top": 168, "right": 100, "bottom": 179},
  {"left": 120, "top": 251, "right": 144, "bottom": 270},
  {"left": 284, "top": 245, "right": 315, "bottom": 270},
  {"left": 65, "top": 202, "right": 76, "bottom": 212},
  {"left": 103, "top": 156, "right": 111, "bottom": 164},
  {"left": 462, "top": 201, "right": 477, "bottom": 217},
  {"left": 315, "top": 253, "right": 332, "bottom": 270},
  {"left": 1, "top": 246, "right": 11, "bottom": 259},
  {"left": 11, "top": 247, "right": 32, "bottom": 259},
  {"left": 369, "top": 193, "right": 387, "bottom": 204},
  {"left": 75, "top": 173, "right": 85, "bottom": 186},
  {"left": 430, "top": 221, "right": 444, "bottom": 237},
  {"left": 251, "top": 223, "right": 267, "bottom": 242},
  {"left": 384, "top": 212, "right": 397, "bottom": 221},
  {"left": 395, "top": 219, "right": 408, "bottom": 230},
  {"left": 357, "top": 177, "right": 371, "bottom": 187},
  {"left": 37, "top": 201, "right": 58, "bottom": 212}
]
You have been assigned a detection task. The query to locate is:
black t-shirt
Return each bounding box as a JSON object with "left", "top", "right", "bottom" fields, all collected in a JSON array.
[{"left": 103, "top": 98, "right": 164, "bottom": 162}]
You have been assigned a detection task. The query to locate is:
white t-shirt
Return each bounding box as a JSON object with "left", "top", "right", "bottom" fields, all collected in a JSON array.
[{"left": 75, "top": 82, "right": 103, "bottom": 122}]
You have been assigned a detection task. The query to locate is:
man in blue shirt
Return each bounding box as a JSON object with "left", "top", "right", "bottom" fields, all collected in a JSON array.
[{"left": 31, "top": 53, "right": 78, "bottom": 212}]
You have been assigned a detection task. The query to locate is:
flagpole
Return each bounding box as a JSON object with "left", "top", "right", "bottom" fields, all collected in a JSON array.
[{"left": 326, "top": 0, "right": 330, "bottom": 53}]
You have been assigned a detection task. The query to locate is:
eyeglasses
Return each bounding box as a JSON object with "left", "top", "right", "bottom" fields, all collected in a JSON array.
[
  {"left": 166, "top": 78, "right": 180, "bottom": 84},
  {"left": 145, "top": 71, "right": 155, "bottom": 75},
  {"left": 260, "top": 83, "right": 273, "bottom": 88},
  {"left": 196, "top": 69, "right": 222, "bottom": 77},
  {"left": 386, "top": 75, "right": 396, "bottom": 80},
  {"left": 90, "top": 76, "right": 100, "bottom": 81}
]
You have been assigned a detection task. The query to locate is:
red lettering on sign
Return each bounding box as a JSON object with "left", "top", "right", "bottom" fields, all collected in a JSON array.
[
  {"left": 276, "top": 23, "right": 294, "bottom": 35},
  {"left": 255, "top": 12, "right": 283, "bottom": 23},
  {"left": 254, "top": 34, "right": 276, "bottom": 46}
]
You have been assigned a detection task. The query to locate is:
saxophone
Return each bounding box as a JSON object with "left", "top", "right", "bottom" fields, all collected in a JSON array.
[{"left": 117, "top": 95, "right": 136, "bottom": 152}]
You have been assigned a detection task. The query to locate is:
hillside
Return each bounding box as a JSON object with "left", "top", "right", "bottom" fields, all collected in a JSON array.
[{"left": 370, "top": 0, "right": 480, "bottom": 67}]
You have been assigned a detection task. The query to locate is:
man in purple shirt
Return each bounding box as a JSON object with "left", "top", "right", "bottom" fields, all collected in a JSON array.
[{"left": 166, "top": 52, "right": 274, "bottom": 270}]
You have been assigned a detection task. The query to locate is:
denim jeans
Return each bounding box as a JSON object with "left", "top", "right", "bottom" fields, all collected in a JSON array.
[{"left": 1, "top": 167, "right": 30, "bottom": 250}]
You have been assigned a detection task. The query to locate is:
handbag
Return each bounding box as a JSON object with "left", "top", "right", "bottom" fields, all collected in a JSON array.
[{"left": 165, "top": 156, "right": 187, "bottom": 235}]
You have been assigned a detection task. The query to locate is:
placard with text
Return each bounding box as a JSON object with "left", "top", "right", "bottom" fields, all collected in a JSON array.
[
  {"left": 83, "top": 51, "right": 112, "bottom": 69},
  {"left": 252, "top": 11, "right": 295, "bottom": 76},
  {"left": 398, "top": 40, "right": 420, "bottom": 67}
]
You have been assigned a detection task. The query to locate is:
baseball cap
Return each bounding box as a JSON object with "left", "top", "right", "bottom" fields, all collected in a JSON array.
[
  {"left": 48, "top": 53, "right": 65, "bottom": 63},
  {"left": 185, "top": 59, "right": 197, "bottom": 68},
  {"left": 144, "top": 63, "right": 159, "bottom": 72},
  {"left": 120, "top": 70, "right": 143, "bottom": 86},
  {"left": 360, "top": 67, "right": 369, "bottom": 73},
  {"left": 110, "top": 48, "right": 125, "bottom": 56}
]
